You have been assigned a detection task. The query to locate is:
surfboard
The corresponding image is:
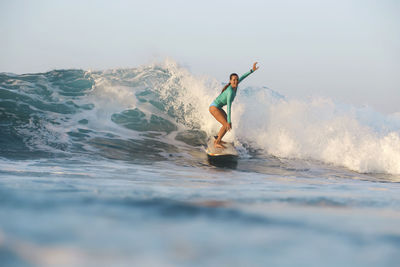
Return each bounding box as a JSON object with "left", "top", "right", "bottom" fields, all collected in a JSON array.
[{"left": 205, "top": 137, "right": 238, "bottom": 161}]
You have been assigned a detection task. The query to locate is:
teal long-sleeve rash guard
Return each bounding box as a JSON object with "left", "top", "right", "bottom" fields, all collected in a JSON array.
[{"left": 211, "top": 69, "right": 253, "bottom": 124}]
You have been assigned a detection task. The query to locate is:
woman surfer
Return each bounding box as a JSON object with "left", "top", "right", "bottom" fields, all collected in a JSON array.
[{"left": 209, "top": 62, "right": 259, "bottom": 148}]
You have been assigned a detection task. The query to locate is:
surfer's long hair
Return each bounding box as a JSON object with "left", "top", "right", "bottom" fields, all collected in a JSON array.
[{"left": 221, "top": 73, "right": 239, "bottom": 93}]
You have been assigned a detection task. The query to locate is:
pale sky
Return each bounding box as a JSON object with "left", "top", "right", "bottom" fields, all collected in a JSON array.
[{"left": 1, "top": 0, "right": 399, "bottom": 113}]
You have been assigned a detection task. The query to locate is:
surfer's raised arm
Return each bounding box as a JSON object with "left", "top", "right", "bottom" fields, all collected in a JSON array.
[{"left": 239, "top": 62, "right": 259, "bottom": 83}]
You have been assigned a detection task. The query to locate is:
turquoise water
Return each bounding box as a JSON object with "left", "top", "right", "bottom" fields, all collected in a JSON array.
[{"left": 1, "top": 62, "right": 400, "bottom": 266}]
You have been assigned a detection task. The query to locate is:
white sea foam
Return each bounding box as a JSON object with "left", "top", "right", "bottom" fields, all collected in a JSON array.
[{"left": 234, "top": 95, "right": 400, "bottom": 174}]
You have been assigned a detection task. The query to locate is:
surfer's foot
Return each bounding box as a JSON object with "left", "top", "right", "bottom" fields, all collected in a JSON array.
[{"left": 214, "top": 142, "right": 225, "bottom": 149}]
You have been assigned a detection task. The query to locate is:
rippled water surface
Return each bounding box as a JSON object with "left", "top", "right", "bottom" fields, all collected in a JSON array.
[{"left": 1, "top": 155, "right": 400, "bottom": 267}]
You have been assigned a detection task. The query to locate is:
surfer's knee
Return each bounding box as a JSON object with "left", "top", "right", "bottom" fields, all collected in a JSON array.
[{"left": 209, "top": 106, "right": 217, "bottom": 114}]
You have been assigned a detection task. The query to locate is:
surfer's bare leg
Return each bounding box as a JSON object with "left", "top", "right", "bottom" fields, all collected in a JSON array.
[
  {"left": 209, "top": 106, "right": 230, "bottom": 148},
  {"left": 218, "top": 109, "right": 228, "bottom": 144},
  {"left": 216, "top": 126, "right": 228, "bottom": 146}
]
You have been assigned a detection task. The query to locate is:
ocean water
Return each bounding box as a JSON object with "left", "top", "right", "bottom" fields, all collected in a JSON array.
[{"left": 1, "top": 60, "right": 400, "bottom": 267}]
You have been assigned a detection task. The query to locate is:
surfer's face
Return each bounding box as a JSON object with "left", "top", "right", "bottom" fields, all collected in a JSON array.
[{"left": 230, "top": 75, "right": 239, "bottom": 88}]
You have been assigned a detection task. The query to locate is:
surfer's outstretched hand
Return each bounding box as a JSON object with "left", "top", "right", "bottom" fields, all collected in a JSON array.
[{"left": 252, "top": 62, "right": 259, "bottom": 72}]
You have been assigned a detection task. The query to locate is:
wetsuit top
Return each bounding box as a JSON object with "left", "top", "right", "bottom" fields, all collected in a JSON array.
[{"left": 212, "top": 69, "right": 253, "bottom": 123}]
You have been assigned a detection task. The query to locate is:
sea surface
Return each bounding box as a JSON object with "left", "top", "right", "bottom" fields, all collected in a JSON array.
[{"left": 1, "top": 60, "right": 400, "bottom": 267}]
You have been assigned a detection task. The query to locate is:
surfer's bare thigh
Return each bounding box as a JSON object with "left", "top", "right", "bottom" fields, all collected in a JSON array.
[{"left": 209, "top": 106, "right": 227, "bottom": 125}]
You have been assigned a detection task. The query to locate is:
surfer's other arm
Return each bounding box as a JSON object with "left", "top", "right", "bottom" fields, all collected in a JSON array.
[{"left": 226, "top": 90, "right": 233, "bottom": 130}]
